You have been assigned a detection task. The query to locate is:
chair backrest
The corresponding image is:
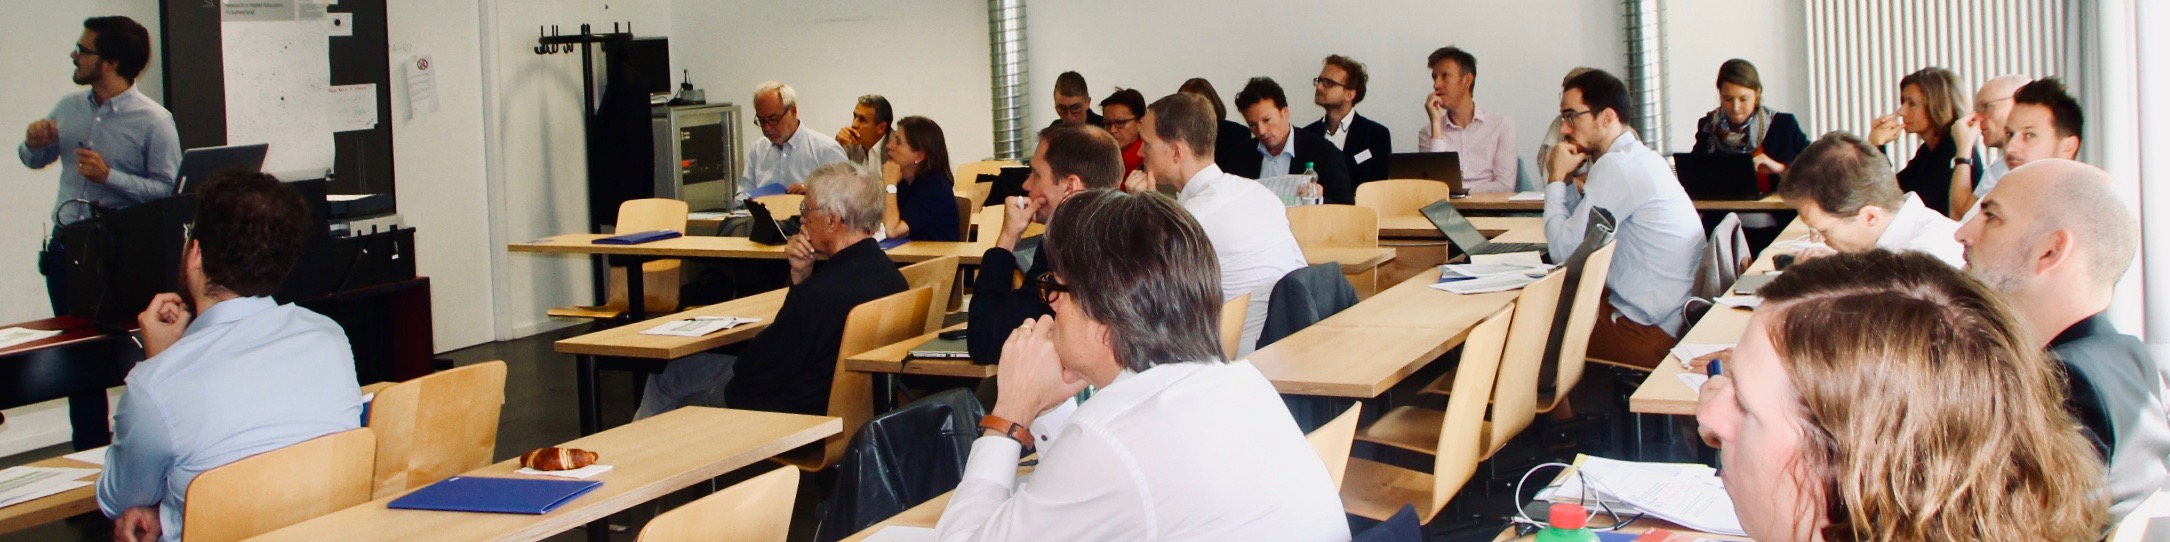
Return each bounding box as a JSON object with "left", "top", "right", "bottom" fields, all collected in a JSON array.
[
  {"left": 1545, "top": 243, "right": 1618, "bottom": 412},
  {"left": 1286, "top": 204, "right": 1380, "bottom": 252},
  {"left": 636, "top": 466, "right": 798, "bottom": 542},
  {"left": 1539, "top": 209, "right": 1615, "bottom": 406},
  {"left": 182, "top": 428, "right": 376, "bottom": 542},
  {"left": 1484, "top": 270, "right": 1566, "bottom": 456},
  {"left": 1305, "top": 404, "right": 1362, "bottom": 491},
  {"left": 955, "top": 160, "right": 1020, "bottom": 185},
  {"left": 1428, "top": 306, "right": 1515, "bottom": 514},
  {"left": 1219, "top": 293, "right": 1251, "bottom": 360},
  {"left": 752, "top": 194, "right": 805, "bottom": 220},
  {"left": 1691, "top": 212, "right": 1749, "bottom": 302},
  {"left": 897, "top": 257, "right": 960, "bottom": 334},
  {"left": 365, "top": 361, "right": 507, "bottom": 499},
  {"left": 1354, "top": 179, "right": 1452, "bottom": 219},
  {"left": 954, "top": 196, "right": 974, "bottom": 241},
  {"left": 810, "top": 287, "right": 934, "bottom": 471},
  {"left": 606, "top": 198, "right": 690, "bottom": 313}
]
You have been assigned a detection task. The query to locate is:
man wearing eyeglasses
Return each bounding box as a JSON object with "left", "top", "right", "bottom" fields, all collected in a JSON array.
[
  {"left": 20, "top": 16, "right": 180, "bottom": 315},
  {"left": 1417, "top": 46, "right": 1518, "bottom": 193},
  {"left": 1048, "top": 71, "right": 1103, "bottom": 128},
  {"left": 736, "top": 81, "right": 847, "bottom": 202},
  {"left": 1304, "top": 55, "right": 1392, "bottom": 187},
  {"left": 1224, "top": 77, "right": 1353, "bottom": 205},
  {"left": 1948, "top": 74, "right": 2028, "bottom": 216}
]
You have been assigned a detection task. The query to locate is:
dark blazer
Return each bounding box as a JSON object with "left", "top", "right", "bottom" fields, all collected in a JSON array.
[
  {"left": 1890, "top": 135, "right": 1979, "bottom": 218},
  {"left": 1045, "top": 110, "right": 1104, "bottom": 130},
  {"left": 896, "top": 172, "right": 960, "bottom": 242},
  {"left": 1302, "top": 112, "right": 1394, "bottom": 186},
  {"left": 1212, "top": 119, "right": 1254, "bottom": 175},
  {"left": 726, "top": 238, "right": 909, "bottom": 415},
  {"left": 967, "top": 242, "right": 1050, "bottom": 365},
  {"left": 1221, "top": 128, "right": 1356, "bottom": 205},
  {"left": 2051, "top": 312, "right": 2170, "bottom": 459}
]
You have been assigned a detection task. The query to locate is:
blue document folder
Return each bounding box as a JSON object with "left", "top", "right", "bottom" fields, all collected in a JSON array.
[
  {"left": 878, "top": 237, "right": 910, "bottom": 250},
  {"left": 387, "top": 476, "right": 602, "bottom": 515},
  {"left": 741, "top": 182, "right": 790, "bottom": 199},
  {"left": 593, "top": 230, "right": 682, "bottom": 245}
]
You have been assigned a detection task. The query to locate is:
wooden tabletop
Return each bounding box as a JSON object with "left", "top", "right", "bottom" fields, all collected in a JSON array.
[
  {"left": 1250, "top": 268, "right": 1520, "bottom": 398},
  {"left": 845, "top": 324, "right": 997, "bottom": 379},
  {"left": 0, "top": 316, "right": 127, "bottom": 358},
  {"left": 841, "top": 491, "right": 953, "bottom": 541},
  {"left": 509, "top": 234, "right": 993, "bottom": 265},
  {"left": 1444, "top": 191, "right": 1789, "bottom": 213},
  {"left": 1628, "top": 218, "right": 1810, "bottom": 415},
  {"left": 0, "top": 456, "right": 101, "bottom": 536},
  {"left": 253, "top": 407, "right": 840, "bottom": 542},
  {"left": 1305, "top": 247, "right": 1396, "bottom": 273},
  {"left": 554, "top": 288, "right": 789, "bottom": 359},
  {"left": 1378, "top": 215, "right": 1535, "bottom": 239}
]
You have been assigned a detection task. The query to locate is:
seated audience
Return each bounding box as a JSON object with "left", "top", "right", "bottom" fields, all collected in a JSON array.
[
  {"left": 1690, "top": 59, "right": 1809, "bottom": 176},
  {"left": 882, "top": 116, "right": 961, "bottom": 241},
  {"left": 967, "top": 123, "right": 1125, "bottom": 365},
  {"left": 739, "top": 81, "right": 848, "bottom": 199},
  {"left": 1956, "top": 159, "right": 2169, "bottom": 519},
  {"left": 1048, "top": 71, "right": 1102, "bottom": 128},
  {"left": 1098, "top": 89, "right": 1147, "bottom": 176},
  {"left": 1305, "top": 54, "right": 1393, "bottom": 186},
  {"left": 1536, "top": 67, "right": 1600, "bottom": 185},
  {"left": 100, "top": 172, "right": 362, "bottom": 542},
  {"left": 1949, "top": 74, "right": 2028, "bottom": 213},
  {"left": 1866, "top": 67, "right": 1978, "bottom": 217},
  {"left": 1224, "top": 77, "right": 1354, "bottom": 204},
  {"left": 1997, "top": 78, "right": 2086, "bottom": 183},
  {"left": 1697, "top": 249, "right": 2108, "bottom": 541},
  {"left": 1544, "top": 69, "right": 1704, "bottom": 368},
  {"left": 1176, "top": 77, "right": 1256, "bottom": 177},
  {"left": 1776, "top": 132, "right": 1965, "bottom": 267},
  {"left": 934, "top": 189, "right": 1348, "bottom": 541},
  {"left": 639, "top": 162, "right": 907, "bottom": 417},
  {"left": 1143, "top": 92, "right": 1306, "bottom": 357},
  {"left": 836, "top": 94, "right": 893, "bottom": 172},
  {"left": 1418, "top": 46, "right": 1519, "bottom": 193}
]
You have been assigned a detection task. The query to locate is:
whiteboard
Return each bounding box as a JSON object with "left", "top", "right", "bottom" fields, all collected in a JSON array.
[{"left": 220, "top": 1, "right": 337, "bottom": 181}]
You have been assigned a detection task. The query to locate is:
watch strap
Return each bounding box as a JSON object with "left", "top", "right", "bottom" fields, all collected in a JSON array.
[{"left": 980, "top": 414, "right": 1036, "bottom": 453}]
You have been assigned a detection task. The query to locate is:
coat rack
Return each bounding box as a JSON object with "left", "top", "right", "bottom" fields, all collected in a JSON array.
[{"left": 537, "top": 22, "right": 639, "bottom": 315}]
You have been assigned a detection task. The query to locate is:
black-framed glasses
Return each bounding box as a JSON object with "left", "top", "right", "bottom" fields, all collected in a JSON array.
[
  {"left": 1104, "top": 117, "right": 1137, "bottom": 129},
  {"left": 753, "top": 113, "right": 787, "bottom": 127},
  {"left": 1034, "top": 272, "right": 1069, "bottom": 306},
  {"left": 1312, "top": 77, "right": 1346, "bottom": 89},
  {"left": 1558, "top": 109, "right": 1596, "bottom": 124},
  {"left": 73, "top": 43, "right": 99, "bottom": 57},
  {"left": 1055, "top": 103, "right": 1090, "bottom": 115}
]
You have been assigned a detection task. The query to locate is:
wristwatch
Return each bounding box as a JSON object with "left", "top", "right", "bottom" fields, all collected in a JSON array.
[
  {"left": 980, "top": 414, "right": 1036, "bottom": 454},
  {"left": 1950, "top": 156, "right": 1972, "bottom": 168}
]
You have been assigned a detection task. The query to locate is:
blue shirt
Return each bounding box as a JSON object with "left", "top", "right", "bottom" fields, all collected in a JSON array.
[
  {"left": 737, "top": 124, "right": 847, "bottom": 199},
  {"left": 896, "top": 172, "right": 961, "bottom": 241},
  {"left": 97, "top": 296, "right": 362, "bottom": 542},
  {"left": 17, "top": 87, "right": 181, "bottom": 225},
  {"left": 1544, "top": 131, "right": 1705, "bottom": 335}
]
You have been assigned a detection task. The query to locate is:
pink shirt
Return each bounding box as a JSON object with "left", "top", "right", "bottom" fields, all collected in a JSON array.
[{"left": 1416, "top": 106, "right": 1520, "bottom": 193}]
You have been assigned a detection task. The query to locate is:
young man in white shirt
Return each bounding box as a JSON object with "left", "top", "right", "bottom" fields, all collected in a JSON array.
[
  {"left": 1417, "top": 46, "right": 1518, "bottom": 193},
  {"left": 1139, "top": 92, "right": 1306, "bottom": 357},
  {"left": 1777, "top": 132, "right": 1966, "bottom": 267},
  {"left": 1544, "top": 69, "right": 1705, "bottom": 369}
]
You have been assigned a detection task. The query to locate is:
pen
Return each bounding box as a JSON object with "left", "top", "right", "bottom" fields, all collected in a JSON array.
[{"left": 1708, "top": 359, "right": 1723, "bottom": 377}]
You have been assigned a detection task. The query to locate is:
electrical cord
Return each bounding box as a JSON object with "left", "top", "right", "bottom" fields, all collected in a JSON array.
[{"left": 1511, "top": 462, "right": 1641, "bottom": 532}]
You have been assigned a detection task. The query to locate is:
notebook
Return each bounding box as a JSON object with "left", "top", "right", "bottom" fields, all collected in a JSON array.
[
  {"left": 387, "top": 476, "right": 602, "bottom": 515},
  {"left": 592, "top": 230, "right": 682, "bottom": 245}
]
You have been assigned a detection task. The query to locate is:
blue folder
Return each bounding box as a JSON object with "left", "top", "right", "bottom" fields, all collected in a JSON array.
[
  {"left": 593, "top": 230, "right": 683, "bottom": 245},
  {"left": 878, "top": 237, "right": 910, "bottom": 250},
  {"left": 388, "top": 476, "right": 602, "bottom": 515},
  {"left": 741, "top": 182, "right": 790, "bottom": 199}
]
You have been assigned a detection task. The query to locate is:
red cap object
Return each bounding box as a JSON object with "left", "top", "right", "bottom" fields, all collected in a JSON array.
[{"left": 1549, "top": 502, "right": 1589, "bottom": 529}]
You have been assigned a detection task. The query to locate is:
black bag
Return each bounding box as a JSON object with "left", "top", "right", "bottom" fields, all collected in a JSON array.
[{"left": 813, "top": 389, "right": 985, "bottom": 541}]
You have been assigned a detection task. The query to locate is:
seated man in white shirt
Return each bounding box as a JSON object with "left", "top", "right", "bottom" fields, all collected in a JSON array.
[
  {"left": 934, "top": 189, "right": 1348, "bottom": 541},
  {"left": 1544, "top": 69, "right": 1705, "bottom": 369},
  {"left": 737, "top": 81, "right": 848, "bottom": 201},
  {"left": 1139, "top": 92, "right": 1307, "bottom": 357},
  {"left": 1777, "top": 131, "right": 1966, "bottom": 267}
]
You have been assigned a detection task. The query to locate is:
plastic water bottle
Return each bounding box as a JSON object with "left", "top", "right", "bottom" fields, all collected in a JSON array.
[
  {"left": 1300, "top": 161, "right": 1324, "bottom": 206},
  {"left": 1535, "top": 503, "right": 1600, "bottom": 542}
]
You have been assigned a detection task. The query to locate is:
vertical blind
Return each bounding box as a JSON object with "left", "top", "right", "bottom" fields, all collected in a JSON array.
[{"left": 1805, "top": 0, "right": 2069, "bottom": 163}]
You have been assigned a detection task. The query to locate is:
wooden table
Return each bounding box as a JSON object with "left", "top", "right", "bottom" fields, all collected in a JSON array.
[
  {"left": 0, "top": 316, "right": 142, "bottom": 450},
  {"left": 0, "top": 456, "right": 101, "bottom": 536},
  {"left": 1448, "top": 191, "right": 1789, "bottom": 213},
  {"left": 846, "top": 324, "right": 996, "bottom": 380},
  {"left": 841, "top": 490, "right": 953, "bottom": 541},
  {"left": 1250, "top": 268, "right": 1521, "bottom": 398},
  {"left": 509, "top": 234, "right": 993, "bottom": 265},
  {"left": 1627, "top": 218, "right": 1809, "bottom": 415},
  {"left": 554, "top": 288, "right": 789, "bottom": 434},
  {"left": 254, "top": 407, "right": 840, "bottom": 542}
]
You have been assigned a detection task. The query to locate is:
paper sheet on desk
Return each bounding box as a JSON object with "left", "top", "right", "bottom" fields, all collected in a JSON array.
[
  {"left": 0, "top": 328, "right": 64, "bottom": 350},
  {"left": 63, "top": 447, "right": 107, "bottom": 466},
  {"left": 0, "top": 466, "right": 99, "bottom": 509},
  {"left": 1441, "top": 261, "right": 1553, "bottom": 279},
  {"left": 515, "top": 464, "right": 613, "bottom": 479},
  {"left": 640, "top": 317, "right": 762, "bottom": 337},
  {"left": 1670, "top": 343, "right": 1733, "bottom": 369},
  {"left": 1469, "top": 251, "right": 1544, "bottom": 266},
  {"left": 862, "top": 526, "right": 936, "bottom": 541},
  {"left": 1431, "top": 272, "right": 1542, "bottom": 294},
  {"left": 1538, "top": 455, "right": 1742, "bottom": 536}
]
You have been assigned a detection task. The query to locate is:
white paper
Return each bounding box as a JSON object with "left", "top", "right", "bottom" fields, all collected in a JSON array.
[
  {"left": 326, "top": 84, "right": 377, "bottom": 133},
  {"left": 687, "top": 211, "right": 732, "bottom": 220},
  {"left": 1431, "top": 272, "right": 1542, "bottom": 294},
  {"left": 862, "top": 526, "right": 937, "bottom": 542},
  {"left": 515, "top": 464, "right": 613, "bottom": 479},
  {"left": 1353, "top": 149, "right": 1373, "bottom": 164},
  {"left": 1468, "top": 251, "right": 1543, "bottom": 266},
  {"left": 62, "top": 447, "right": 107, "bottom": 467},
  {"left": 639, "top": 317, "right": 763, "bottom": 337},
  {"left": 1670, "top": 343, "right": 1734, "bottom": 369},
  {"left": 224, "top": 18, "right": 336, "bottom": 179},
  {"left": 1441, "top": 261, "right": 1552, "bottom": 279},
  {"left": 1539, "top": 455, "right": 1741, "bottom": 536},
  {"left": 223, "top": 0, "right": 296, "bottom": 21},
  {"left": 1509, "top": 191, "right": 1546, "bottom": 201},
  {"left": 0, "top": 328, "right": 64, "bottom": 351},
  {"left": 403, "top": 55, "right": 439, "bottom": 119},
  {"left": 1678, "top": 373, "right": 1710, "bottom": 392},
  {"left": 326, "top": 13, "right": 353, "bottom": 37},
  {"left": 0, "top": 467, "right": 100, "bottom": 509},
  {"left": 1714, "top": 295, "right": 1762, "bottom": 310}
]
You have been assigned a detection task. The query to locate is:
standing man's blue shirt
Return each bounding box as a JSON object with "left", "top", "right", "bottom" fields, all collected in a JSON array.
[
  {"left": 737, "top": 125, "right": 847, "bottom": 200},
  {"left": 97, "top": 296, "right": 362, "bottom": 542},
  {"left": 17, "top": 87, "right": 181, "bottom": 225}
]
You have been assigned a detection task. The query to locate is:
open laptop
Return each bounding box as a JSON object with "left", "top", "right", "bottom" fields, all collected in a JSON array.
[
  {"left": 1420, "top": 199, "right": 1548, "bottom": 256},
  {"left": 979, "top": 166, "right": 1030, "bottom": 207},
  {"left": 173, "top": 144, "right": 270, "bottom": 195},
  {"left": 1672, "top": 153, "right": 1767, "bottom": 200},
  {"left": 1385, "top": 152, "right": 1465, "bottom": 196}
]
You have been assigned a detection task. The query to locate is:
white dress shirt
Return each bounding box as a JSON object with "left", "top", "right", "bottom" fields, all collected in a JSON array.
[
  {"left": 737, "top": 124, "right": 848, "bottom": 198},
  {"left": 1874, "top": 192, "right": 1966, "bottom": 267},
  {"left": 1318, "top": 109, "right": 1357, "bottom": 149},
  {"left": 1545, "top": 131, "right": 1705, "bottom": 336},
  {"left": 1416, "top": 105, "right": 1520, "bottom": 193},
  {"left": 1176, "top": 165, "right": 1307, "bottom": 356},
  {"left": 935, "top": 360, "right": 1349, "bottom": 542}
]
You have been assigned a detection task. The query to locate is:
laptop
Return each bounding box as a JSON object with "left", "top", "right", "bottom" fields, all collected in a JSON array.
[
  {"left": 173, "top": 144, "right": 270, "bottom": 195},
  {"left": 1385, "top": 152, "right": 1465, "bottom": 196},
  {"left": 1673, "top": 153, "right": 1767, "bottom": 200},
  {"left": 1420, "top": 199, "right": 1548, "bottom": 256},
  {"left": 979, "top": 166, "right": 1031, "bottom": 207}
]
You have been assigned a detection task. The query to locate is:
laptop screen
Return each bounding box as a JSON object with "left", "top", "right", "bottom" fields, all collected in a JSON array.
[{"left": 1419, "top": 199, "right": 1492, "bottom": 252}]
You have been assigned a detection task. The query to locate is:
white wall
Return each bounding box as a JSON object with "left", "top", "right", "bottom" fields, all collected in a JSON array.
[
  {"left": 1664, "top": 0, "right": 1812, "bottom": 147},
  {"left": 389, "top": 0, "right": 497, "bottom": 351}
]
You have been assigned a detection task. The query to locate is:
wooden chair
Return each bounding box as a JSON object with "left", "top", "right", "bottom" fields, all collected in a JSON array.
[
  {"left": 1395, "top": 270, "right": 1565, "bottom": 461},
  {"left": 636, "top": 466, "right": 799, "bottom": 542},
  {"left": 181, "top": 428, "right": 376, "bottom": 542},
  {"left": 1287, "top": 204, "right": 1382, "bottom": 297},
  {"left": 365, "top": 361, "right": 507, "bottom": 498},
  {"left": 548, "top": 198, "right": 688, "bottom": 320},
  {"left": 1542, "top": 243, "right": 1618, "bottom": 413},
  {"left": 1219, "top": 293, "right": 1250, "bottom": 359},
  {"left": 1355, "top": 179, "right": 1454, "bottom": 289},
  {"left": 954, "top": 196, "right": 975, "bottom": 241},
  {"left": 898, "top": 256, "right": 960, "bottom": 333},
  {"left": 1339, "top": 306, "right": 1514, "bottom": 523},
  {"left": 753, "top": 194, "right": 805, "bottom": 220},
  {"left": 1306, "top": 404, "right": 1363, "bottom": 491},
  {"left": 774, "top": 287, "right": 934, "bottom": 472}
]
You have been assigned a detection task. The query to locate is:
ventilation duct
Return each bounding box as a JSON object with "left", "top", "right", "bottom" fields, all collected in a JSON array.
[
  {"left": 1624, "top": 0, "right": 1668, "bottom": 152},
  {"left": 988, "top": 0, "right": 1029, "bottom": 161}
]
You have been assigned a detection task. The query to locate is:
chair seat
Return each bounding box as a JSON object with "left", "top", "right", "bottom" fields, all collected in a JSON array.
[
  {"left": 1354, "top": 406, "right": 1444, "bottom": 454},
  {"left": 1340, "top": 457, "right": 1439, "bottom": 523},
  {"left": 546, "top": 305, "right": 629, "bottom": 320}
]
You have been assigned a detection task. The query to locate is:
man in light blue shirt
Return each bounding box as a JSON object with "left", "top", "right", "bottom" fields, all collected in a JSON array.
[
  {"left": 1544, "top": 69, "right": 1704, "bottom": 368},
  {"left": 737, "top": 81, "right": 847, "bottom": 203},
  {"left": 19, "top": 16, "right": 181, "bottom": 315},
  {"left": 99, "top": 171, "right": 360, "bottom": 542}
]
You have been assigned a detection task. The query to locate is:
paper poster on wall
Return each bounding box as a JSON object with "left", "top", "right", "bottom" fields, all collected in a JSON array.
[
  {"left": 328, "top": 84, "right": 377, "bottom": 133},
  {"left": 223, "top": 18, "right": 336, "bottom": 179},
  {"left": 222, "top": 0, "right": 297, "bottom": 22},
  {"left": 404, "top": 55, "right": 439, "bottom": 120},
  {"left": 297, "top": 1, "right": 327, "bottom": 20}
]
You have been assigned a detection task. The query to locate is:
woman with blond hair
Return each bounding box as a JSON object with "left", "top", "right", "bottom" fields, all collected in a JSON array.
[{"left": 1697, "top": 249, "right": 2107, "bottom": 541}]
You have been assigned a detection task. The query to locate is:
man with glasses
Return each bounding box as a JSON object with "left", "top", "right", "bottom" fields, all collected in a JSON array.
[
  {"left": 736, "top": 81, "right": 847, "bottom": 202},
  {"left": 20, "top": 16, "right": 179, "bottom": 315},
  {"left": 1417, "top": 46, "right": 1518, "bottom": 193},
  {"left": 1098, "top": 89, "right": 1147, "bottom": 175},
  {"left": 968, "top": 123, "right": 1125, "bottom": 366},
  {"left": 1948, "top": 74, "right": 2029, "bottom": 215},
  {"left": 1049, "top": 71, "right": 1103, "bottom": 128},
  {"left": 1304, "top": 55, "right": 1392, "bottom": 187},
  {"left": 1224, "top": 77, "right": 1353, "bottom": 204},
  {"left": 1775, "top": 132, "right": 1966, "bottom": 268}
]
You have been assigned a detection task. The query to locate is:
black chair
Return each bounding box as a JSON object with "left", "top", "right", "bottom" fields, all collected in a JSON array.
[{"left": 812, "top": 388, "right": 984, "bottom": 542}]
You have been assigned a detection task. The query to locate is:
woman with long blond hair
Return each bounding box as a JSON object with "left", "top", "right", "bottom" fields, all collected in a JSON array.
[{"left": 1697, "top": 249, "right": 2107, "bottom": 541}]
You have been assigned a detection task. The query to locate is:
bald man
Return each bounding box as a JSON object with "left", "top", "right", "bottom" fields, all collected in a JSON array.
[
  {"left": 1948, "top": 74, "right": 2029, "bottom": 215},
  {"left": 1955, "top": 159, "right": 2170, "bottom": 519}
]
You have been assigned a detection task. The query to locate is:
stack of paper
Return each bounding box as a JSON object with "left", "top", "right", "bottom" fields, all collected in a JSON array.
[
  {"left": 1434, "top": 260, "right": 1552, "bottom": 294},
  {"left": 62, "top": 447, "right": 107, "bottom": 466},
  {"left": 1537, "top": 455, "right": 1745, "bottom": 536},
  {"left": 639, "top": 317, "right": 763, "bottom": 337},
  {"left": 1432, "top": 272, "right": 1544, "bottom": 294},
  {"left": 1713, "top": 295, "right": 1761, "bottom": 310},
  {"left": 1670, "top": 343, "right": 1733, "bottom": 369},
  {"left": 0, "top": 466, "right": 99, "bottom": 508},
  {"left": 0, "top": 328, "right": 64, "bottom": 351}
]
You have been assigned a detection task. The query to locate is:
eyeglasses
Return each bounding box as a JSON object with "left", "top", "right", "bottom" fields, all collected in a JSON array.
[
  {"left": 1974, "top": 96, "right": 2014, "bottom": 114},
  {"left": 73, "top": 43, "right": 99, "bottom": 57},
  {"left": 1055, "top": 103, "right": 1090, "bottom": 115},
  {"left": 1312, "top": 77, "right": 1346, "bottom": 89},
  {"left": 1557, "top": 109, "right": 1597, "bottom": 124},
  {"left": 753, "top": 113, "right": 787, "bottom": 128},
  {"left": 1104, "top": 117, "right": 1137, "bottom": 129},
  {"left": 1034, "top": 272, "right": 1069, "bottom": 306}
]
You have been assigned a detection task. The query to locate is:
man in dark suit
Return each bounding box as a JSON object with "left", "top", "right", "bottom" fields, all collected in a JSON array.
[
  {"left": 1303, "top": 55, "right": 1392, "bottom": 187},
  {"left": 1223, "top": 77, "right": 1353, "bottom": 204},
  {"left": 968, "top": 123, "right": 1125, "bottom": 365}
]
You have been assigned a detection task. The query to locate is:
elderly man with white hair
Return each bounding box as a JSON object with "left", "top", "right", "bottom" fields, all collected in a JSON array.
[
  {"left": 1955, "top": 159, "right": 2170, "bottom": 519},
  {"left": 737, "top": 81, "right": 848, "bottom": 200}
]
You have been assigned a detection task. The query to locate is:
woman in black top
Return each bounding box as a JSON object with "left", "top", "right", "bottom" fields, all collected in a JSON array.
[
  {"left": 1868, "top": 67, "right": 1978, "bottom": 217},
  {"left": 1692, "top": 59, "right": 1810, "bottom": 191},
  {"left": 883, "top": 116, "right": 962, "bottom": 241}
]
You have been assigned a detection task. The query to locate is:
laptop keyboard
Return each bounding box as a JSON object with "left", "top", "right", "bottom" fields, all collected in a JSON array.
[{"left": 1472, "top": 242, "right": 1548, "bottom": 255}]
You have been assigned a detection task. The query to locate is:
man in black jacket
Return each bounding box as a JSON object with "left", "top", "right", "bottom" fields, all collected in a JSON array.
[
  {"left": 1303, "top": 55, "right": 1393, "bottom": 188},
  {"left": 638, "top": 162, "right": 908, "bottom": 417},
  {"left": 1222, "top": 77, "right": 1354, "bottom": 204},
  {"left": 967, "top": 124, "right": 1125, "bottom": 364}
]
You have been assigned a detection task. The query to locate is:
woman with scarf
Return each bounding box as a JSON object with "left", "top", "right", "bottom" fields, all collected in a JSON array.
[{"left": 1692, "top": 59, "right": 1810, "bottom": 181}]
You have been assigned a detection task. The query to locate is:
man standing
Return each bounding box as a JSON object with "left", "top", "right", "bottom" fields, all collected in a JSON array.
[
  {"left": 1776, "top": 132, "right": 1966, "bottom": 267},
  {"left": 1417, "top": 46, "right": 1518, "bottom": 193},
  {"left": 835, "top": 94, "right": 893, "bottom": 172},
  {"left": 1948, "top": 74, "right": 2029, "bottom": 215},
  {"left": 1141, "top": 93, "right": 1305, "bottom": 356},
  {"left": 20, "top": 16, "right": 180, "bottom": 314},
  {"left": 737, "top": 81, "right": 847, "bottom": 200},
  {"left": 1049, "top": 71, "right": 1103, "bottom": 128},
  {"left": 1224, "top": 77, "right": 1353, "bottom": 204},
  {"left": 1305, "top": 55, "right": 1392, "bottom": 187}
]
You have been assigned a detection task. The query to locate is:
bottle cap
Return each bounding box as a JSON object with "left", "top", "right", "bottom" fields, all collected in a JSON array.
[{"left": 1549, "top": 502, "right": 1588, "bottom": 529}]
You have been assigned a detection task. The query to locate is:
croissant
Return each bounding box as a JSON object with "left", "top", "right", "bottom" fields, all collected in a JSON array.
[{"left": 521, "top": 447, "right": 600, "bottom": 471}]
